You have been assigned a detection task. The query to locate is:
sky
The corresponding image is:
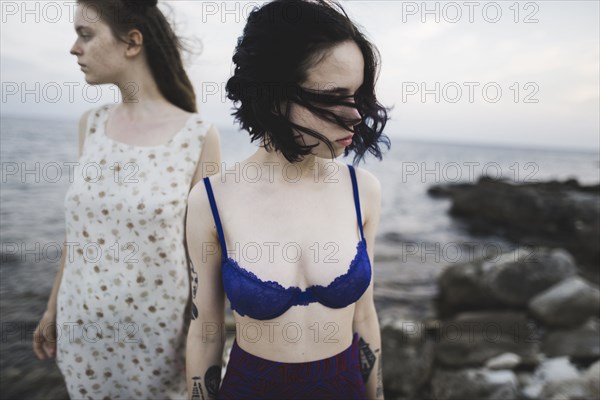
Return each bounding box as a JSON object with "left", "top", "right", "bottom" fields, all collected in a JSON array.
[{"left": 1, "top": 0, "right": 599, "bottom": 151}]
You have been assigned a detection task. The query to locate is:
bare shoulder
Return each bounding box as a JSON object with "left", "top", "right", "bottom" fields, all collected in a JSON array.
[
  {"left": 187, "top": 179, "right": 218, "bottom": 239},
  {"left": 187, "top": 174, "right": 225, "bottom": 214},
  {"left": 190, "top": 122, "right": 221, "bottom": 187},
  {"left": 188, "top": 178, "right": 210, "bottom": 212},
  {"left": 351, "top": 165, "right": 382, "bottom": 226},
  {"left": 353, "top": 165, "right": 382, "bottom": 201},
  {"left": 203, "top": 124, "right": 220, "bottom": 141},
  {"left": 200, "top": 124, "right": 221, "bottom": 160}
]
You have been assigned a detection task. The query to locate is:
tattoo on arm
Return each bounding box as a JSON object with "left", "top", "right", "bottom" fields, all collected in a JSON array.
[
  {"left": 375, "top": 349, "right": 383, "bottom": 398},
  {"left": 190, "top": 264, "right": 199, "bottom": 320},
  {"left": 191, "top": 264, "right": 199, "bottom": 299},
  {"left": 358, "top": 337, "right": 376, "bottom": 383},
  {"left": 205, "top": 365, "right": 222, "bottom": 398},
  {"left": 191, "top": 376, "right": 205, "bottom": 400}
]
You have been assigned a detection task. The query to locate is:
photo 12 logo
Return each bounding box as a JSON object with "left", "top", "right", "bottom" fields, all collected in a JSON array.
[
  {"left": 2, "top": 82, "right": 139, "bottom": 105},
  {"left": 401, "top": 82, "right": 540, "bottom": 104},
  {"left": 400, "top": 2, "right": 540, "bottom": 24}
]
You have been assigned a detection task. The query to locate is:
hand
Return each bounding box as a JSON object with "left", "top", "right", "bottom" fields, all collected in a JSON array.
[{"left": 33, "top": 311, "right": 57, "bottom": 360}]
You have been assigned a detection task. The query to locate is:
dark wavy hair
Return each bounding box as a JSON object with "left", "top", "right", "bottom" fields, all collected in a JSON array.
[
  {"left": 226, "top": 0, "right": 390, "bottom": 165},
  {"left": 78, "top": 0, "right": 197, "bottom": 112}
]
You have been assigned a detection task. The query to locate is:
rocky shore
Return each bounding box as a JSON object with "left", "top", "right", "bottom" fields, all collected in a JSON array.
[
  {"left": 427, "top": 176, "right": 600, "bottom": 284},
  {"left": 380, "top": 177, "right": 600, "bottom": 399}
]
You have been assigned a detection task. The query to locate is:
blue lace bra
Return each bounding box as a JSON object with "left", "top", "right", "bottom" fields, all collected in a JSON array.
[{"left": 202, "top": 164, "right": 372, "bottom": 321}]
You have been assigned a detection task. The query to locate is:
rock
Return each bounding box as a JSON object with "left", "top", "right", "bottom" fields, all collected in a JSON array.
[
  {"left": 521, "top": 356, "right": 579, "bottom": 399},
  {"left": 485, "top": 352, "right": 522, "bottom": 370},
  {"left": 435, "top": 311, "right": 540, "bottom": 367},
  {"left": 528, "top": 276, "right": 600, "bottom": 327},
  {"left": 524, "top": 357, "right": 600, "bottom": 400},
  {"left": 436, "top": 247, "right": 577, "bottom": 317},
  {"left": 541, "top": 318, "right": 600, "bottom": 361},
  {"left": 540, "top": 379, "right": 594, "bottom": 400},
  {"left": 483, "top": 247, "right": 577, "bottom": 307},
  {"left": 435, "top": 258, "right": 504, "bottom": 317},
  {"left": 516, "top": 370, "right": 536, "bottom": 395},
  {"left": 535, "top": 356, "right": 579, "bottom": 380},
  {"left": 431, "top": 368, "right": 518, "bottom": 400},
  {"left": 427, "top": 176, "right": 600, "bottom": 283},
  {"left": 582, "top": 359, "right": 600, "bottom": 398},
  {"left": 380, "top": 310, "right": 436, "bottom": 398},
  {"left": 427, "top": 183, "right": 465, "bottom": 198}
]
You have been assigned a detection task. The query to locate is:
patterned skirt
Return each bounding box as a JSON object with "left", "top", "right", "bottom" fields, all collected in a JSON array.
[{"left": 218, "top": 332, "right": 367, "bottom": 400}]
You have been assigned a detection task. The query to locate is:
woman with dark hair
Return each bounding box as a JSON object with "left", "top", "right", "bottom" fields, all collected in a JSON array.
[
  {"left": 32, "top": 1, "right": 220, "bottom": 398},
  {"left": 186, "top": 1, "right": 389, "bottom": 399}
]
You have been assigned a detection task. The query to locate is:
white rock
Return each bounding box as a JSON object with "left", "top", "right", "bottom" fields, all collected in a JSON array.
[
  {"left": 535, "top": 356, "right": 579, "bottom": 381},
  {"left": 521, "top": 356, "right": 580, "bottom": 398},
  {"left": 486, "top": 352, "right": 522, "bottom": 370}
]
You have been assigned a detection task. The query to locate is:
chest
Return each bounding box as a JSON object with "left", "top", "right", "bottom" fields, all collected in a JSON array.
[
  {"left": 216, "top": 183, "right": 364, "bottom": 288},
  {"left": 65, "top": 142, "right": 197, "bottom": 224},
  {"left": 105, "top": 114, "right": 193, "bottom": 147}
]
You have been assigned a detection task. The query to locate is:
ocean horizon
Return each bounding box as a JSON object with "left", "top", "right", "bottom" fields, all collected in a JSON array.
[{"left": 2, "top": 112, "right": 598, "bottom": 155}]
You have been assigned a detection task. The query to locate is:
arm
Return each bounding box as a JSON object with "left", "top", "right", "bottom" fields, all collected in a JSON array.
[
  {"left": 352, "top": 168, "right": 384, "bottom": 400},
  {"left": 190, "top": 125, "right": 221, "bottom": 188},
  {"left": 33, "top": 108, "right": 92, "bottom": 360},
  {"left": 32, "top": 233, "right": 66, "bottom": 359},
  {"left": 185, "top": 181, "right": 226, "bottom": 399}
]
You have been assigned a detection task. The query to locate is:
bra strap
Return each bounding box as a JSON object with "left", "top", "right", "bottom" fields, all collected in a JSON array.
[
  {"left": 202, "top": 177, "right": 228, "bottom": 259},
  {"left": 348, "top": 165, "right": 365, "bottom": 241}
]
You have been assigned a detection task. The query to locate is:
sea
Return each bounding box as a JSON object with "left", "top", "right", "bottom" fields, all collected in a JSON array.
[{"left": 1, "top": 115, "right": 598, "bottom": 399}]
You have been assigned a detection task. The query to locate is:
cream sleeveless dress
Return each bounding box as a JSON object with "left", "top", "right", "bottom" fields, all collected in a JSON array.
[{"left": 56, "top": 104, "right": 210, "bottom": 399}]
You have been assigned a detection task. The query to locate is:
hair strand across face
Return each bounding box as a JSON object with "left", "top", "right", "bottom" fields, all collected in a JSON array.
[{"left": 226, "top": 0, "right": 390, "bottom": 164}]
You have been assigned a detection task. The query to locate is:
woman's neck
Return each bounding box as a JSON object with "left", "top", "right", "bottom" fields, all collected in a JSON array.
[
  {"left": 247, "top": 145, "right": 336, "bottom": 185},
  {"left": 112, "top": 63, "right": 174, "bottom": 119}
]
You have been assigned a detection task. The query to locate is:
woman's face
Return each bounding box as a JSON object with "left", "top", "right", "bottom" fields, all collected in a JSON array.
[
  {"left": 290, "top": 40, "right": 365, "bottom": 159},
  {"left": 69, "top": 4, "right": 128, "bottom": 84}
]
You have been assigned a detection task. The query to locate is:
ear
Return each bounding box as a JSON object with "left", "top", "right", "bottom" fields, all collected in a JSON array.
[{"left": 124, "top": 29, "right": 144, "bottom": 57}]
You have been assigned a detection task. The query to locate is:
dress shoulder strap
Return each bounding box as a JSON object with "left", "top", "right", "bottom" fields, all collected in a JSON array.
[
  {"left": 84, "top": 104, "right": 108, "bottom": 139},
  {"left": 347, "top": 164, "right": 365, "bottom": 242},
  {"left": 202, "top": 177, "right": 228, "bottom": 259}
]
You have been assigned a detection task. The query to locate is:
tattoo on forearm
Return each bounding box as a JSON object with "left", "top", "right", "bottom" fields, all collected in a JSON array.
[
  {"left": 375, "top": 349, "right": 383, "bottom": 398},
  {"left": 191, "top": 376, "right": 205, "bottom": 400},
  {"left": 205, "top": 365, "right": 221, "bottom": 397},
  {"left": 358, "top": 337, "right": 376, "bottom": 383}
]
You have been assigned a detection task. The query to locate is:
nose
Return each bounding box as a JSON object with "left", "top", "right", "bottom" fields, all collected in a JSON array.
[
  {"left": 70, "top": 40, "right": 81, "bottom": 56},
  {"left": 343, "top": 103, "right": 362, "bottom": 127},
  {"left": 348, "top": 106, "right": 362, "bottom": 123}
]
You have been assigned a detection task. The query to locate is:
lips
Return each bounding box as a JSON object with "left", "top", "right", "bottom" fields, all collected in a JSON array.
[{"left": 335, "top": 135, "right": 354, "bottom": 148}]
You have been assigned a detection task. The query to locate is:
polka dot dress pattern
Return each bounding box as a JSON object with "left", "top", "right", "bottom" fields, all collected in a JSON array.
[{"left": 56, "top": 104, "right": 210, "bottom": 400}]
